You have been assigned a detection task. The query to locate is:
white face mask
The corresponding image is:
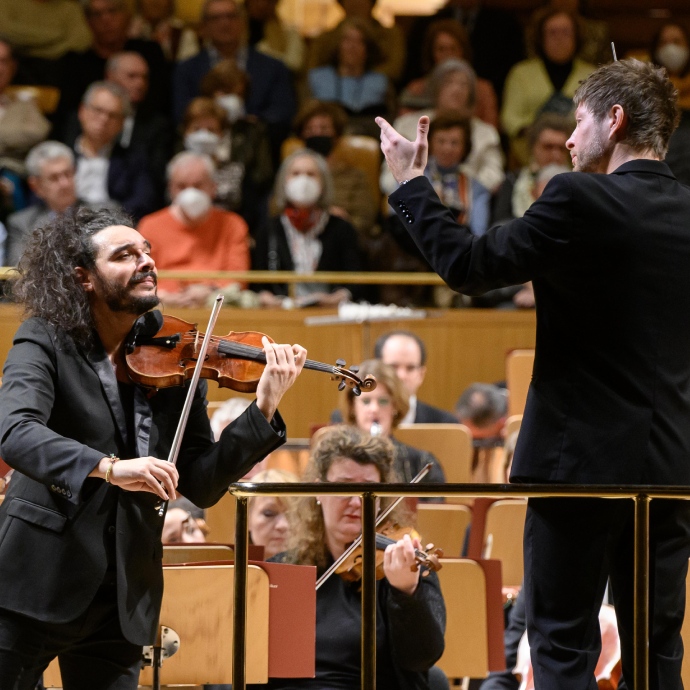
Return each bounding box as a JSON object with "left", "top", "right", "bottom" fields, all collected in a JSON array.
[
  {"left": 656, "top": 43, "right": 690, "bottom": 74},
  {"left": 285, "top": 174, "right": 322, "bottom": 208},
  {"left": 184, "top": 129, "right": 221, "bottom": 156},
  {"left": 216, "top": 94, "right": 245, "bottom": 124},
  {"left": 175, "top": 187, "right": 212, "bottom": 220}
]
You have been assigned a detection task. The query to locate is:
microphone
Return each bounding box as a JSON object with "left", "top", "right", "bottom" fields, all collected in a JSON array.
[{"left": 370, "top": 422, "right": 382, "bottom": 437}]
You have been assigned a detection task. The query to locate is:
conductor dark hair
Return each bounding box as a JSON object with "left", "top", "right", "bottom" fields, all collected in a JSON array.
[
  {"left": 573, "top": 59, "right": 680, "bottom": 158},
  {"left": 374, "top": 331, "right": 427, "bottom": 366},
  {"left": 8, "top": 207, "right": 134, "bottom": 347}
]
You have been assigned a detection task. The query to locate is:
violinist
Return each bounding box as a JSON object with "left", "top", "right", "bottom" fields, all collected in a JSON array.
[
  {"left": 0, "top": 207, "right": 306, "bottom": 689},
  {"left": 261, "top": 425, "right": 446, "bottom": 690}
]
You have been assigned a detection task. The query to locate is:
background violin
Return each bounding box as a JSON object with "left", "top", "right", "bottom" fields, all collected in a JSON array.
[{"left": 124, "top": 313, "right": 375, "bottom": 395}]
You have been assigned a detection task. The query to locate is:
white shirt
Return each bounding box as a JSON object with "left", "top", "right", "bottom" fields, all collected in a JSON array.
[
  {"left": 74, "top": 137, "right": 111, "bottom": 204},
  {"left": 400, "top": 395, "right": 417, "bottom": 425}
]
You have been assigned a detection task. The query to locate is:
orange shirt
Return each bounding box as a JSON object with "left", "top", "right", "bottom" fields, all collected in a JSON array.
[{"left": 138, "top": 206, "right": 250, "bottom": 292}]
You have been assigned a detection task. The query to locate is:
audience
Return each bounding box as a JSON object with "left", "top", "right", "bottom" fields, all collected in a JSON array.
[
  {"left": 162, "top": 497, "right": 209, "bottom": 544},
  {"left": 306, "top": 0, "right": 406, "bottom": 82},
  {"left": 69, "top": 81, "right": 157, "bottom": 221},
  {"left": 291, "top": 100, "right": 379, "bottom": 254},
  {"left": 0, "top": 39, "right": 51, "bottom": 176},
  {"left": 651, "top": 23, "right": 690, "bottom": 113},
  {"left": 252, "top": 149, "right": 365, "bottom": 306},
  {"left": 399, "top": 19, "right": 498, "bottom": 128},
  {"left": 138, "top": 151, "right": 250, "bottom": 307},
  {"left": 5, "top": 142, "right": 79, "bottom": 266},
  {"left": 128, "top": 0, "right": 200, "bottom": 62},
  {"left": 341, "top": 359, "right": 447, "bottom": 491},
  {"left": 501, "top": 8, "right": 594, "bottom": 166},
  {"left": 173, "top": 0, "right": 295, "bottom": 157},
  {"left": 424, "top": 111, "right": 490, "bottom": 237}
]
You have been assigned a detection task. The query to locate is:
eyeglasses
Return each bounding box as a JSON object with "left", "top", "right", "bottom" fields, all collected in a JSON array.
[{"left": 85, "top": 103, "right": 124, "bottom": 121}]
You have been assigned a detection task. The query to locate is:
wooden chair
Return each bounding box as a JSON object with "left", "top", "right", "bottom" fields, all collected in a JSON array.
[
  {"left": 395, "top": 423, "right": 473, "bottom": 503},
  {"left": 436, "top": 559, "right": 506, "bottom": 682},
  {"left": 205, "top": 491, "right": 236, "bottom": 543},
  {"left": 482, "top": 499, "right": 528, "bottom": 589},
  {"left": 506, "top": 349, "right": 535, "bottom": 417},
  {"left": 416, "top": 503, "right": 472, "bottom": 558},
  {"left": 5, "top": 85, "right": 60, "bottom": 114}
]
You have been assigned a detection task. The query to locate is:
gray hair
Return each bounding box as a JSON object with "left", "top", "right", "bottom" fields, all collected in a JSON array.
[
  {"left": 166, "top": 151, "right": 217, "bottom": 181},
  {"left": 428, "top": 58, "right": 477, "bottom": 110},
  {"left": 455, "top": 383, "right": 508, "bottom": 427},
  {"left": 25, "top": 141, "right": 75, "bottom": 178},
  {"left": 105, "top": 51, "right": 148, "bottom": 77},
  {"left": 273, "top": 148, "right": 333, "bottom": 213},
  {"left": 81, "top": 80, "right": 132, "bottom": 118}
]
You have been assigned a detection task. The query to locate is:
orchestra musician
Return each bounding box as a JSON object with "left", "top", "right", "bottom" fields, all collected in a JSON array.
[
  {"left": 0, "top": 206, "right": 306, "bottom": 689},
  {"left": 260, "top": 425, "right": 446, "bottom": 690},
  {"left": 377, "top": 59, "right": 690, "bottom": 689}
]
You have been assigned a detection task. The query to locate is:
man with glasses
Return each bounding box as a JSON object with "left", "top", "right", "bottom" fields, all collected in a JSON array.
[
  {"left": 173, "top": 0, "right": 295, "bottom": 157},
  {"left": 70, "top": 81, "right": 157, "bottom": 221}
]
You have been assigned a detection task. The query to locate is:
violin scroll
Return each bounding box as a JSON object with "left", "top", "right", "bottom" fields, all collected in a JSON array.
[{"left": 333, "top": 358, "right": 377, "bottom": 396}]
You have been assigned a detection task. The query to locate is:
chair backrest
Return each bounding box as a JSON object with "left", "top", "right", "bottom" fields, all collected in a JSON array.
[
  {"left": 506, "top": 349, "right": 535, "bottom": 416},
  {"left": 504, "top": 414, "right": 523, "bottom": 439},
  {"left": 5, "top": 85, "right": 60, "bottom": 114},
  {"left": 482, "top": 499, "right": 528, "bottom": 588},
  {"left": 436, "top": 558, "right": 506, "bottom": 680},
  {"left": 395, "top": 423, "right": 473, "bottom": 497},
  {"left": 416, "top": 503, "right": 472, "bottom": 558},
  {"left": 205, "top": 491, "right": 237, "bottom": 543}
]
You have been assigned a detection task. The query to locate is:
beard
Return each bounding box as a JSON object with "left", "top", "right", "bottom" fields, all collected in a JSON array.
[
  {"left": 573, "top": 127, "right": 608, "bottom": 173},
  {"left": 94, "top": 270, "right": 160, "bottom": 315}
]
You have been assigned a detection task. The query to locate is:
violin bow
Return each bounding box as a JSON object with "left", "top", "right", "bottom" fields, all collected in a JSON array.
[
  {"left": 315, "top": 462, "right": 433, "bottom": 590},
  {"left": 156, "top": 294, "right": 225, "bottom": 516}
]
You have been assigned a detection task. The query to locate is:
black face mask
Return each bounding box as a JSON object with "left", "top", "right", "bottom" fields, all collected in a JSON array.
[{"left": 305, "top": 136, "right": 335, "bottom": 157}]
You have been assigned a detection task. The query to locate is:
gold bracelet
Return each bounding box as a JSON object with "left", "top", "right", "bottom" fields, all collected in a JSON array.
[{"left": 105, "top": 455, "right": 120, "bottom": 483}]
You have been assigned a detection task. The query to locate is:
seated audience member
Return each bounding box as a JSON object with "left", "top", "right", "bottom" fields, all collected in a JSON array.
[
  {"left": 455, "top": 382, "right": 508, "bottom": 483},
  {"left": 5, "top": 142, "right": 79, "bottom": 266},
  {"left": 385, "top": 59, "right": 504, "bottom": 194},
  {"left": 306, "top": 18, "right": 389, "bottom": 137},
  {"left": 70, "top": 82, "right": 157, "bottom": 221},
  {"left": 0, "top": 0, "right": 91, "bottom": 85},
  {"left": 172, "top": 0, "right": 296, "bottom": 157},
  {"left": 292, "top": 100, "right": 379, "bottom": 253},
  {"left": 651, "top": 23, "right": 690, "bottom": 113},
  {"left": 424, "top": 111, "right": 490, "bottom": 237},
  {"left": 399, "top": 19, "right": 498, "bottom": 128},
  {"left": 265, "top": 425, "right": 446, "bottom": 689},
  {"left": 0, "top": 39, "right": 51, "bottom": 175},
  {"left": 306, "top": 0, "right": 405, "bottom": 82},
  {"left": 162, "top": 497, "right": 210, "bottom": 543},
  {"left": 492, "top": 112, "right": 572, "bottom": 224},
  {"left": 252, "top": 149, "right": 366, "bottom": 307},
  {"left": 138, "top": 151, "right": 250, "bottom": 307},
  {"left": 128, "top": 0, "right": 200, "bottom": 62},
  {"left": 197, "top": 61, "right": 275, "bottom": 225},
  {"left": 247, "top": 468, "right": 298, "bottom": 559},
  {"left": 375, "top": 331, "right": 457, "bottom": 424},
  {"left": 341, "top": 359, "right": 446, "bottom": 490},
  {"left": 106, "top": 52, "right": 173, "bottom": 202},
  {"left": 55, "top": 0, "right": 170, "bottom": 132},
  {"left": 501, "top": 8, "right": 594, "bottom": 166},
  {"left": 245, "top": 0, "right": 304, "bottom": 72}
]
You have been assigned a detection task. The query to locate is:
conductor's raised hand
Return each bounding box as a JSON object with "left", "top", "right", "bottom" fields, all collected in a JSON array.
[
  {"left": 256, "top": 336, "right": 307, "bottom": 421},
  {"left": 376, "top": 116, "right": 429, "bottom": 184}
]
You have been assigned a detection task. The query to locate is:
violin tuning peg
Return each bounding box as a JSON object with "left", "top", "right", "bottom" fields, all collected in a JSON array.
[
  {"left": 350, "top": 365, "right": 359, "bottom": 373},
  {"left": 338, "top": 380, "right": 346, "bottom": 391},
  {"left": 335, "top": 358, "right": 346, "bottom": 368},
  {"left": 353, "top": 386, "right": 361, "bottom": 397}
]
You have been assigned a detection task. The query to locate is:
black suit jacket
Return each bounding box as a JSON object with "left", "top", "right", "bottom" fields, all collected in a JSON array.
[
  {"left": 0, "top": 314, "right": 285, "bottom": 644},
  {"left": 390, "top": 162, "right": 690, "bottom": 485},
  {"left": 414, "top": 400, "right": 457, "bottom": 424}
]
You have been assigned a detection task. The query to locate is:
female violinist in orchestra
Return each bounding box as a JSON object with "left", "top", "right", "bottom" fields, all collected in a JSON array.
[
  {"left": 341, "top": 359, "right": 446, "bottom": 497},
  {"left": 258, "top": 425, "right": 446, "bottom": 690}
]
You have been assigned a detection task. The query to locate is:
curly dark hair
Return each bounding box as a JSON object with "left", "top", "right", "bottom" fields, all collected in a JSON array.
[{"left": 7, "top": 206, "right": 134, "bottom": 347}]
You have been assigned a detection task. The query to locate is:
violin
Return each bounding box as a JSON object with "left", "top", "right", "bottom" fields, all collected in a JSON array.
[
  {"left": 124, "top": 312, "right": 376, "bottom": 395},
  {"left": 335, "top": 522, "right": 443, "bottom": 586}
]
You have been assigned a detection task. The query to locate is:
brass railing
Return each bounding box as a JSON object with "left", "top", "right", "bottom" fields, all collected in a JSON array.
[{"left": 229, "top": 481, "right": 690, "bottom": 690}]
